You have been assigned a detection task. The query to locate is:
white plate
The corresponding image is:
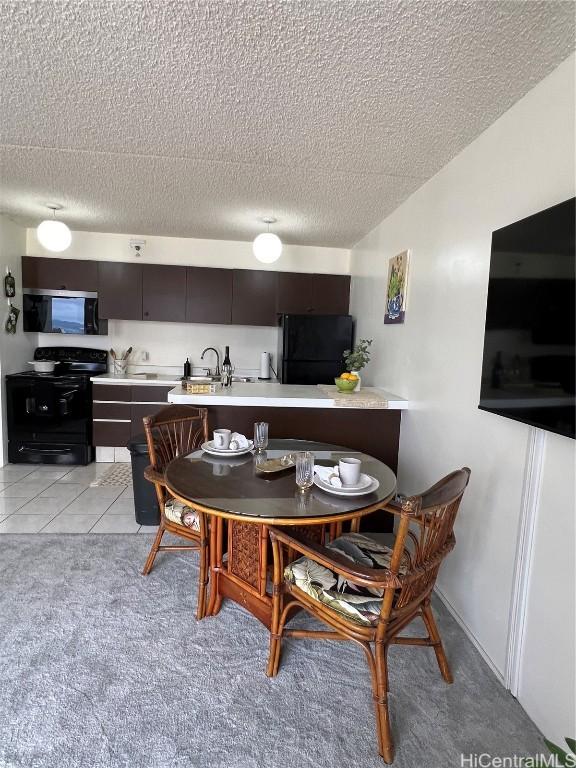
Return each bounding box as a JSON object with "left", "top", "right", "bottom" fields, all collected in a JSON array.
[
  {"left": 315, "top": 472, "right": 372, "bottom": 492},
  {"left": 201, "top": 440, "right": 254, "bottom": 457},
  {"left": 313, "top": 474, "right": 379, "bottom": 497}
]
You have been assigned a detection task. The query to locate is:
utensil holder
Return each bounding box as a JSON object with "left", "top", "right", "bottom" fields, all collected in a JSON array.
[{"left": 113, "top": 359, "right": 129, "bottom": 377}]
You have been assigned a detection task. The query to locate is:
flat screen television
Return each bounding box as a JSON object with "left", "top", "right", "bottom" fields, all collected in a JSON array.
[{"left": 479, "top": 197, "right": 575, "bottom": 439}]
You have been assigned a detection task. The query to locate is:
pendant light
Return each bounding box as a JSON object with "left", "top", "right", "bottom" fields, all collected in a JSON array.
[
  {"left": 253, "top": 217, "right": 282, "bottom": 264},
  {"left": 37, "top": 205, "right": 72, "bottom": 252}
]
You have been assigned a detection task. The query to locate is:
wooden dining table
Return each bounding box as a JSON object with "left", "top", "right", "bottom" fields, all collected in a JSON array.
[{"left": 164, "top": 439, "right": 397, "bottom": 628}]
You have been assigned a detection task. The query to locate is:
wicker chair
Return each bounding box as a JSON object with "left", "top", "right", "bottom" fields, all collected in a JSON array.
[
  {"left": 267, "top": 467, "right": 471, "bottom": 764},
  {"left": 141, "top": 405, "right": 209, "bottom": 619}
]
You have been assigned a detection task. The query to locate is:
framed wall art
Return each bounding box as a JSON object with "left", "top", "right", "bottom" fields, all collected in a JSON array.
[{"left": 384, "top": 249, "right": 410, "bottom": 324}]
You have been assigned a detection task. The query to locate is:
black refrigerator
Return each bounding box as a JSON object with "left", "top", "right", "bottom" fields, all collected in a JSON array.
[{"left": 277, "top": 314, "right": 354, "bottom": 384}]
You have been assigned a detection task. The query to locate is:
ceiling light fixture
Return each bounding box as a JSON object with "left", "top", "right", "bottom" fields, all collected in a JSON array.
[
  {"left": 253, "top": 217, "right": 282, "bottom": 264},
  {"left": 36, "top": 204, "right": 72, "bottom": 252}
]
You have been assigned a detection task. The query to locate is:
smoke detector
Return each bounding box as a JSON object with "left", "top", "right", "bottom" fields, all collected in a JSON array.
[{"left": 129, "top": 239, "right": 146, "bottom": 256}]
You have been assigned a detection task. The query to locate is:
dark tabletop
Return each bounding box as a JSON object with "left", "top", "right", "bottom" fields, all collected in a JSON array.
[{"left": 164, "top": 439, "right": 397, "bottom": 523}]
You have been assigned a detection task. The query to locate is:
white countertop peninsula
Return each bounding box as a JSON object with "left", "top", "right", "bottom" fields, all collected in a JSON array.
[
  {"left": 92, "top": 374, "right": 184, "bottom": 386},
  {"left": 167, "top": 382, "right": 409, "bottom": 409}
]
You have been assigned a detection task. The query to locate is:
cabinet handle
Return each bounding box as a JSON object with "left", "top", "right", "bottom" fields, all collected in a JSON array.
[{"left": 144, "top": 311, "right": 149, "bottom": 317}]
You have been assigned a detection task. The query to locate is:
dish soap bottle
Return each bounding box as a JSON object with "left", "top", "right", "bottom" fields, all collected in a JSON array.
[
  {"left": 183, "top": 358, "right": 191, "bottom": 379},
  {"left": 222, "top": 346, "right": 233, "bottom": 387}
]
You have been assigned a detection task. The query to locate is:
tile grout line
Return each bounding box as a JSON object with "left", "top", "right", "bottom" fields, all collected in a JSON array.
[
  {"left": 39, "top": 482, "right": 126, "bottom": 533},
  {"left": 37, "top": 473, "right": 94, "bottom": 531},
  {"left": 0, "top": 464, "right": 139, "bottom": 535},
  {"left": 87, "top": 488, "right": 126, "bottom": 532}
]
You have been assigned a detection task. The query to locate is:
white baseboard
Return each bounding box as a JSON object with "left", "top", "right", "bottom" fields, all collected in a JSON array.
[
  {"left": 505, "top": 426, "right": 546, "bottom": 696},
  {"left": 95, "top": 447, "right": 114, "bottom": 462},
  {"left": 434, "top": 586, "right": 505, "bottom": 687},
  {"left": 95, "top": 446, "right": 131, "bottom": 463},
  {"left": 114, "top": 447, "right": 131, "bottom": 462}
]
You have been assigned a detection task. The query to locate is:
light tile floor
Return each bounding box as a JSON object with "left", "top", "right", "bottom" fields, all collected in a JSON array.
[{"left": 0, "top": 463, "right": 158, "bottom": 534}]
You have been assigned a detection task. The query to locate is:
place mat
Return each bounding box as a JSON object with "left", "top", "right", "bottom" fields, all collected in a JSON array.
[
  {"left": 90, "top": 463, "right": 132, "bottom": 486},
  {"left": 317, "top": 385, "right": 389, "bottom": 409}
]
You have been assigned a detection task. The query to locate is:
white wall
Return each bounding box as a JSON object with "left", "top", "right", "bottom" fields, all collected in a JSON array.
[
  {"left": 518, "top": 433, "right": 576, "bottom": 744},
  {"left": 0, "top": 216, "right": 36, "bottom": 464},
  {"left": 349, "top": 54, "right": 575, "bottom": 744},
  {"left": 26, "top": 231, "right": 350, "bottom": 375},
  {"left": 37, "top": 320, "right": 279, "bottom": 377}
]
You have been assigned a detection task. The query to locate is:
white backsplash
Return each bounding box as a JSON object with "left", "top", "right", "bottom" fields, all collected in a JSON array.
[{"left": 36, "top": 319, "right": 280, "bottom": 378}]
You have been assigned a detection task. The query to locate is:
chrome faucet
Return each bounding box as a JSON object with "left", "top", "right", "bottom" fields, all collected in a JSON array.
[{"left": 200, "top": 347, "right": 221, "bottom": 377}]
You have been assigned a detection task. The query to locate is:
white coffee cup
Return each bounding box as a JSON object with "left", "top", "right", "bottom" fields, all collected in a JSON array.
[
  {"left": 339, "top": 457, "right": 362, "bottom": 487},
  {"left": 213, "top": 429, "right": 232, "bottom": 449}
]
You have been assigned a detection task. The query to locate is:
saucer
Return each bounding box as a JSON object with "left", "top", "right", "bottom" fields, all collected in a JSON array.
[
  {"left": 201, "top": 440, "right": 254, "bottom": 457},
  {"left": 315, "top": 472, "right": 372, "bottom": 492},
  {"left": 313, "top": 474, "right": 379, "bottom": 497}
]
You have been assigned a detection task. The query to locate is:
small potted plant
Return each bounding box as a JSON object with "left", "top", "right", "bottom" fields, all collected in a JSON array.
[{"left": 341, "top": 339, "right": 373, "bottom": 392}]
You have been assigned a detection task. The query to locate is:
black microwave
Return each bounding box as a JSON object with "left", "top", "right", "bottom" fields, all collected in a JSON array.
[{"left": 23, "top": 289, "right": 108, "bottom": 335}]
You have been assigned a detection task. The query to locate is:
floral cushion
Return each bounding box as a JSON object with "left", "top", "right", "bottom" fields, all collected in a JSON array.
[
  {"left": 284, "top": 532, "right": 404, "bottom": 627},
  {"left": 163, "top": 498, "right": 200, "bottom": 531}
]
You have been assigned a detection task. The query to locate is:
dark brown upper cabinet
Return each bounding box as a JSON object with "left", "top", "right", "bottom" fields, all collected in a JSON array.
[
  {"left": 142, "top": 264, "right": 186, "bottom": 322},
  {"left": 276, "top": 272, "right": 316, "bottom": 314},
  {"left": 232, "top": 269, "right": 278, "bottom": 326},
  {"left": 276, "top": 272, "right": 350, "bottom": 315},
  {"left": 186, "top": 267, "right": 232, "bottom": 324},
  {"left": 310, "top": 274, "right": 350, "bottom": 314},
  {"left": 98, "top": 261, "right": 143, "bottom": 320},
  {"left": 22, "top": 256, "right": 98, "bottom": 292}
]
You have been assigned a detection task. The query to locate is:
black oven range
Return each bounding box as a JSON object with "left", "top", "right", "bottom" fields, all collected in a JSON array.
[{"left": 6, "top": 347, "right": 108, "bottom": 465}]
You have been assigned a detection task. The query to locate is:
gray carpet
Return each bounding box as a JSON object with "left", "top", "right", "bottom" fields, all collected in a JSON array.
[{"left": 0, "top": 535, "right": 544, "bottom": 768}]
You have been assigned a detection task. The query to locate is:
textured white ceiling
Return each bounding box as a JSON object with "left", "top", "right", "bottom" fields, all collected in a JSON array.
[{"left": 0, "top": 0, "right": 574, "bottom": 247}]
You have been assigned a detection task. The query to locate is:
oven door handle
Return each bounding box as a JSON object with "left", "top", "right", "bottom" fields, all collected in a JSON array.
[
  {"left": 18, "top": 446, "right": 73, "bottom": 454},
  {"left": 58, "top": 390, "right": 76, "bottom": 416}
]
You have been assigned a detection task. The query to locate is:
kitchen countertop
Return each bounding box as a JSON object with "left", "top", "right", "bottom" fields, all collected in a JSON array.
[
  {"left": 92, "top": 374, "right": 185, "bottom": 385},
  {"left": 167, "top": 382, "right": 409, "bottom": 409}
]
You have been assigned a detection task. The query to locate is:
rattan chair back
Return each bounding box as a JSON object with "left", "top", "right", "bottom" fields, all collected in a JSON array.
[{"left": 143, "top": 404, "right": 208, "bottom": 474}]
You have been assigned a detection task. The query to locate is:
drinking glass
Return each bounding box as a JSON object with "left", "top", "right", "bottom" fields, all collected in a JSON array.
[
  {"left": 254, "top": 422, "right": 269, "bottom": 452},
  {"left": 295, "top": 451, "right": 314, "bottom": 493}
]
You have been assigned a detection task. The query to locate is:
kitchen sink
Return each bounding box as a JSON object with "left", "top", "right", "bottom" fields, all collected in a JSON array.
[
  {"left": 184, "top": 375, "right": 258, "bottom": 383},
  {"left": 185, "top": 375, "right": 222, "bottom": 382}
]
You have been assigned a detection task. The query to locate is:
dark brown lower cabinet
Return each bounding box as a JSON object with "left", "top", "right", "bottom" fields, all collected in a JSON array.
[
  {"left": 92, "top": 384, "right": 132, "bottom": 402},
  {"left": 92, "top": 385, "right": 174, "bottom": 446},
  {"left": 93, "top": 402, "right": 131, "bottom": 420},
  {"left": 92, "top": 421, "right": 131, "bottom": 448},
  {"left": 130, "top": 403, "right": 166, "bottom": 437}
]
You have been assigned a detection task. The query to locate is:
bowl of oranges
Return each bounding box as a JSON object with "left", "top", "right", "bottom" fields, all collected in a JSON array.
[{"left": 334, "top": 372, "right": 359, "bottom": 393}]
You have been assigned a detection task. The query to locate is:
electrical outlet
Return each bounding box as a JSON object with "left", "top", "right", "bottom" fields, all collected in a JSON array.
[{"left": 141, "top": 351, "right": 149, "bottom": 361}]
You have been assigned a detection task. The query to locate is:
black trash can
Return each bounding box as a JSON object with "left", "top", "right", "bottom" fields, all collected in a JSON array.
[{"left": 127, "top": 434, "right": 160, "bottom": 525}]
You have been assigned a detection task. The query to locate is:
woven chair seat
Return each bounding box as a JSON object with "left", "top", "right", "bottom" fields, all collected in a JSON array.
[
  {"left": 285, "top": 532, "right": 405, "bottom": 627},
  {"left": 163, "top": 498, "right": 200, "bottom": 532}
]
